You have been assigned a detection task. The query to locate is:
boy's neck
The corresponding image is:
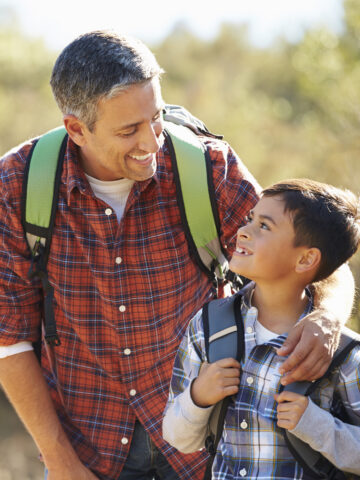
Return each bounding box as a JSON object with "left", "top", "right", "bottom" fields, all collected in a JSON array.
[{"left": 251, "top": 282, "right": 309, "bottom": 334}]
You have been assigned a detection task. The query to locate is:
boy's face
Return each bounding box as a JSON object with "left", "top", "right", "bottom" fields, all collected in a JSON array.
[{"left": 230, "top": 195, "right": 305, "bottom": 283}]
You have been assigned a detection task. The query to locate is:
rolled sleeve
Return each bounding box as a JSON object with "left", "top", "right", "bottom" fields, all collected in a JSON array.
[{"left": 0, "top": 149, "right": 42, "bottom": 345}]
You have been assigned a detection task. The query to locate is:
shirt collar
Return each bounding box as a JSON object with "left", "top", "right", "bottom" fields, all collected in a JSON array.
[{"left": 239, "top": 281, "right": 313, "bottom": 349}]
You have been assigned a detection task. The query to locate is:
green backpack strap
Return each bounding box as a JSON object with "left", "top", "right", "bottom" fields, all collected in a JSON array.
[
  {"left": 23, "top": 126, "right": 68, "bottom": 253},
  {"left": 163, "top": 121, "right": 229, "bottom": 288},
  {"left": 21, "top": 126, "right": 68, "bottom": 348}
]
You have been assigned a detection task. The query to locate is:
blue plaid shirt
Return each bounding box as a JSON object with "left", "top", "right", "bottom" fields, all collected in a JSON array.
[{"left": 163, "top": 283, "right": 360, "bottom": 479}]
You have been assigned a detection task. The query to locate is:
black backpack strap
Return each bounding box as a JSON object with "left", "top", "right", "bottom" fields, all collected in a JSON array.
[
  {"left": 283, "top": 328, "right": 360, "bottom": 479},
  {"left": 202, "top": 293, "right": 244, "bottom": 479},
  {"left": 21, "top": 128, "right": 68, "bottom": 350}
]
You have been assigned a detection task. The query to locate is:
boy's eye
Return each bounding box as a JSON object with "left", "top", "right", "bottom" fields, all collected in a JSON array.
[
  {"left": 260, "top": 222, "right": 270, "bottom": 230},
  {"left": 245, "top": 215, "right": 252, "bottom": 224}
]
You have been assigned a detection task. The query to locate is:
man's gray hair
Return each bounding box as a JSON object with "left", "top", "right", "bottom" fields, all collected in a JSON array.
[{"left": 50, "top": 31, "right": 164, "bottom": 130}]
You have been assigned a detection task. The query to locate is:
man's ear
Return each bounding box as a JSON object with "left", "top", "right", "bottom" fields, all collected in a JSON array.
[
  {"left": 295, "top": 247, "right": 321, "bottom": 274},
  {"left": 63, "top": 115, "right": 88, "bottom": 147}
]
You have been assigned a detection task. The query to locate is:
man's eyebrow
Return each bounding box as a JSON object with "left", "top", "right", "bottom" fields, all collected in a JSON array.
[{"left": 113, "top": 107, "right": 164, "bottom": 132}]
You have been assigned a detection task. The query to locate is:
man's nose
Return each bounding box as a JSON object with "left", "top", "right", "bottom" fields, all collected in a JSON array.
[{"left": 139, "top": 121, "right": 163, "bottom": 153}]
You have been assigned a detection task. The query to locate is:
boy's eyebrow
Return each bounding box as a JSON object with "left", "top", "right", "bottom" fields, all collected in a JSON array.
[{"left": 259, "top": 214, "right": 277, "bottom": 226}]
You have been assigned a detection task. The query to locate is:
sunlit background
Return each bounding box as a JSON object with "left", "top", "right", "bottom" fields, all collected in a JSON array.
[{"left": 0, "top": 0, "right": 359, "bottom": 478}]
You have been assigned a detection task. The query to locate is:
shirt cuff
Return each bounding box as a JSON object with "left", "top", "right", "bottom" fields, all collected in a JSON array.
[
  {"left": 181, "top": 379, "right": 215, "bottom": 424},
  {"left": 0, "top": 341, "right": 33, "bottom": 359}
]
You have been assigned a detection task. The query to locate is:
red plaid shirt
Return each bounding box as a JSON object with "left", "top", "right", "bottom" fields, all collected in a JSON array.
[{"left": 0, "top": 133, "right": 259, "bottom": 479}]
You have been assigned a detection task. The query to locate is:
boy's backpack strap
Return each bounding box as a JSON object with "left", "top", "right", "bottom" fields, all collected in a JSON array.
[
  {"left": 202, "top": 293, "right": 244, "bottom": 480},
  {"left": 21, "top": 126, "right": 68, "bottom": 348},
  {"left": 283, "top": 328, "right": 360, "bottom": 479},
  {"left": 163, "top": 120, "right": 230, "bottom": 289},
  {"left": 203, "top": 293, "right": 245, "bottom": 364}
]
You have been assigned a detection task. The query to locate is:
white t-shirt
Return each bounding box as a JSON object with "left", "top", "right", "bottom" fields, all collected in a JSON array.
[{"left": 255, "top": 318, "right": 278, "bottom": 344}]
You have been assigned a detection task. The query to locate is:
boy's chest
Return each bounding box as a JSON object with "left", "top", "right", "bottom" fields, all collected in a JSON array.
[{"left": 225, "top": 341, "right": 335, "bottom": 433}]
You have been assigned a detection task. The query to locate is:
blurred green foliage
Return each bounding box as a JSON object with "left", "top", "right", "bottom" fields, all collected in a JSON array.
[{"left": 0, "top": 0, "right": 359, "bottom": 330}]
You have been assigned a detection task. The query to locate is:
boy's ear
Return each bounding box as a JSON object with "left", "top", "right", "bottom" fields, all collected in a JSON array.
[
  {"left": 295, "top": 247, "right": 321, "bottom": 274},
  {"left": 63, "top": 115, "right": 88, "bottom": 147}
]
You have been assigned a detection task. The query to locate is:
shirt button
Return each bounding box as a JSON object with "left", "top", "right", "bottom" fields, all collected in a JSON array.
[
  {"left": 115, "top": 257, "right": 122, "bottom": 264},
  {"left": 105, "top": 208, "right": 112, "bottom": 216},
  {"left": 240, "top": 468, "right": 247, "bottom": 477},
  {"left": 240, "top": 420, "right": 248, "bottom": 429},
  {"left": 129, "top": 389, "right": 137, "bottom": 396},
  {"left": 246, "top": 326, "right": 253, "bottom": 334},
  {"left": 121, "top": 437, "right": 128, "bottom": 445},
  {"left": 119, "top": 305, "right": 126, "bottom": 312},
  {"left": 246, "top": 376, "right": 254, "bottom": 385},
  {"left": 124, "top": 348, "right": 131, "bottom": 355}
]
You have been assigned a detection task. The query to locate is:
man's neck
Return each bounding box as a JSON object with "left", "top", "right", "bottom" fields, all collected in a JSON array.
[{"left": 252, "top": 282, "right": 309, "bottom": 334}]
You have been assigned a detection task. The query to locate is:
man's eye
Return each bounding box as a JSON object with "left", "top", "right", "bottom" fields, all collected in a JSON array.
[
  {"left": 119, "top": 128, "right": 137, "bottom": 137},
  {"left": 245, "top": 215, "right": 252, "bottom": 224}
]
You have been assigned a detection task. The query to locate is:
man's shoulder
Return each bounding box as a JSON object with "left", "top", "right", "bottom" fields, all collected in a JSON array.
[
  {"left": 1, "top": 137, "right": 37, "bottom": 175},
  {"left": 0, "top": 137, "right": 39, "bottom": 197}
]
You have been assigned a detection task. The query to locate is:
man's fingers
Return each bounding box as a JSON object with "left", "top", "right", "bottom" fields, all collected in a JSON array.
[
  {"left": 277, "top": 324, "right": 303, "bottom": 357},
  {"left": 301, "top": 358, "right": 329, "bottom": 382},
  {"left": 278, "top": 341, "right": 310, "bottom": 376},
  {"left": 280, "top": 340, "right": 331, "bottom": 384}
]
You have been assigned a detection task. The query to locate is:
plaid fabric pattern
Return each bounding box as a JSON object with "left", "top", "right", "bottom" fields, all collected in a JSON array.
[
  {"left": 168, "top": 284, "right": 360, "bottom": 479},
  {"left": 0, "top": 133, "right": 259, "bottom": 479}
]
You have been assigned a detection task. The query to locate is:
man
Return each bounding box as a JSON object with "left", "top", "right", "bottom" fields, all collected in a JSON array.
[{"left": 0, "top": 31, "right": 354, "bottom": 480}]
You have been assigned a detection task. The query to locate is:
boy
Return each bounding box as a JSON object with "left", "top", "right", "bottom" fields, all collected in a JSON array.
[{"left": 163, "top": 179, "right": 360, "bottom": 479}]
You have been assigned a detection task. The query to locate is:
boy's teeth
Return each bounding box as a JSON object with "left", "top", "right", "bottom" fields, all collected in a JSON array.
[{"left": 132, "top": 154, "right": 150, "bottom": 160}]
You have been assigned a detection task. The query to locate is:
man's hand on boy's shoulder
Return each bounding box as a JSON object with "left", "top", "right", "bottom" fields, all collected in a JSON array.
[
  {"left": 276, "top": 310, "right": 341, "bottom": 385},
  {"left": 275, "top": 391, "right": 308, "bottom": 431},
  {"left": 190, "top": 358, "right": 241, "bottom": 408}
]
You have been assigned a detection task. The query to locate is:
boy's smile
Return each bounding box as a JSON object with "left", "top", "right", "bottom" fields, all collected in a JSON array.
[{"left": 230, "top": 195, "right": 305, "bottom": 283}]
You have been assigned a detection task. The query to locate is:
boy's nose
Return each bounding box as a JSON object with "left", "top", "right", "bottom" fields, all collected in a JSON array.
[{"left": 237, "top": 225, "right": 250, "bottom": 239}]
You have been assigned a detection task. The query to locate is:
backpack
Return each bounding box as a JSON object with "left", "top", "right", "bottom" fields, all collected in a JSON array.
[
  {"left": 21, "top": 105, "right": 243, "bottom": 350},
  {"left": 202, "top": 292, "right": 360, "bottom": 480}
]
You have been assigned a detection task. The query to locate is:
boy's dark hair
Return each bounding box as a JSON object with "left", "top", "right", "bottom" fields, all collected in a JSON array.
[{"left": 262, "top": 179, "right": 360, "bottom": 282}]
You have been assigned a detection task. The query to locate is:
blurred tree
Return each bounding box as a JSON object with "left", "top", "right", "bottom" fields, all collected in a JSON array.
[{"left": 0, "top": 22, "right": 61, "bottom": 155}]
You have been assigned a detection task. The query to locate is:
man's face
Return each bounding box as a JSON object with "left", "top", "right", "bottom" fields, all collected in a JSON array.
[
  {"left": 229, "top": 195, "right": 304, "bottom": 284},
  {"left": 79, "top": 78, "right": 165, "bottom": 181}
]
